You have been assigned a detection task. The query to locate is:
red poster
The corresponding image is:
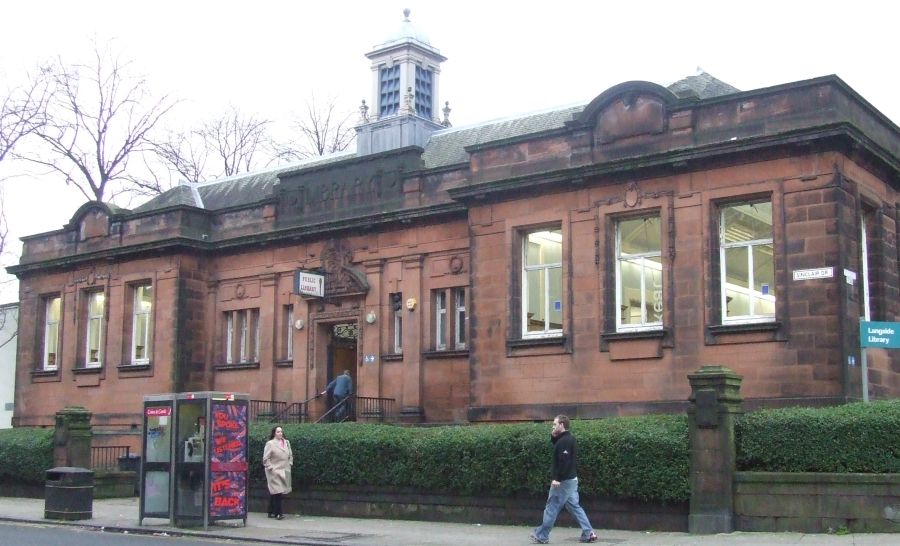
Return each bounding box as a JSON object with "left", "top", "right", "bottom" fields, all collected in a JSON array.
[{"left": 208, "top": 402, "right": 248, "bottom": 518}]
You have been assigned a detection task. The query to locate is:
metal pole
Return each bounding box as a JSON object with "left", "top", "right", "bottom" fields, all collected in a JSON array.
[{"left": 861, "top": 348, "right": 869, "bottom": 402}]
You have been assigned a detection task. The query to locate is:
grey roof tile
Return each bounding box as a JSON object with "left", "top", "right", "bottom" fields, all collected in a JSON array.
[
  {"left": 132, "top": 73, "right": 737, "bottom": 214},
  {"left": 422, "top": 105, "right": 585, "bottom": 168},
  {"left": 132, "top": 185, "right": 197, "bottom": 213},
  {"left": 667, "top": 71, "right": 740, "bottom": 99}
]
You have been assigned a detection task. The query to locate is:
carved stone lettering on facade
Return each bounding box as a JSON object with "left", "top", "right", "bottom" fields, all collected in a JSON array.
[{"left": 275, "top": 148, "right": 421, "bottom": 228}]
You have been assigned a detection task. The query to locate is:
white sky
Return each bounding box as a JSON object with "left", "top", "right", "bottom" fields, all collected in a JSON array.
[{"left": 0, "top": 0, "right": 898, "bottom": 303}]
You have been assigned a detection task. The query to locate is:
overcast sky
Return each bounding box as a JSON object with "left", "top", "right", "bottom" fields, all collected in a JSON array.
[{"left": 0, "top": 0, "right": 897, "bottom": 302}]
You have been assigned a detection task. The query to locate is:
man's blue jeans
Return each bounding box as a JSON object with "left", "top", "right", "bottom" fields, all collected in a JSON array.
[{"left": 532, "top": 477, "right": 594, "bottom": 542}]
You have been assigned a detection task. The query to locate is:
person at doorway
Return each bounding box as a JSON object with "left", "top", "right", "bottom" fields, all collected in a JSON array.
[
  {"left": 530, "top": 415, "right": 598, "bottom": 544},
  {"left": 322, "top": 369, "right": 353, "bottom": 421},
  {"left": 263, "top": 425, "right": 293, "bottom": 520}
]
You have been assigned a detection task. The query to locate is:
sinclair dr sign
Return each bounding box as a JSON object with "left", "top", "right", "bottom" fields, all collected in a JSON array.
[
  {"left": 860, "top": 321, "right": 900, "bottom": 349},
  {"left": 294, "top": 270, "right": 325, "bottom": 298}
]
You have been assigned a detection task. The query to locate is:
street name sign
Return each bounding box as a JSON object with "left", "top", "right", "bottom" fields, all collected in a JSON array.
[{"left": 792, "top": 267, "right": 834, "bottom": 281}]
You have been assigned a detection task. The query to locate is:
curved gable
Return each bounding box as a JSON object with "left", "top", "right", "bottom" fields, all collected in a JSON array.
[
  {"left": 570, "top": 81, "right": 678, "bottom": 144},
  {"left": 66, "top": 201, "right": 120, "bottom": 241}
]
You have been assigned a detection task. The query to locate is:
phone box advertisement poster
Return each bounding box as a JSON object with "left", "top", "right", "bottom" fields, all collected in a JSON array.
[{"left": 208, "top": 403, "right": 248, "bottom": 517}]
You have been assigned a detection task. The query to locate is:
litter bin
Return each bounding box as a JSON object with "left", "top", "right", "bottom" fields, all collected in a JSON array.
[
  {"left": 118, "top": 454, "right": 141, "bottom": 495},
  {"left": 45, "top": 467, "right": 94, "bottom": 520}
]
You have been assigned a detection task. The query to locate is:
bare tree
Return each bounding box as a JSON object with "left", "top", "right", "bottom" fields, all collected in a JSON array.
[
  {"left": 154, "top": 106, "right": 271, "bottom": 184},
  {"left": 0, "top": 76, "right": 51, "bottom": 163},
  {"left": 272, "top": 95, "right": 356, "bottom": 162},
  {"left": 20, "top": 42, "right": 176, "bottom": 202}
]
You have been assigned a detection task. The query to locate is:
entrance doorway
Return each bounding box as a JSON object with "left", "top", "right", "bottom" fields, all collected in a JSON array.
[{"left": 326, "top": 322, "right": 358, "bottom": 421}]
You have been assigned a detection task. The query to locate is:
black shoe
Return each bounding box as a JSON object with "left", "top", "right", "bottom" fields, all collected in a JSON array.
[
  {"left": 276, "top": 514, "right": 284, "bottom": 520},
  {"left": 267, "top": 513, "right": 275, "bottom": 518}
]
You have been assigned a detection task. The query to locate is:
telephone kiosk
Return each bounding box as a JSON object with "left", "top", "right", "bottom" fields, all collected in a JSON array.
[{"left": 140, "top": 392, "right": 249, "bottom": 530}]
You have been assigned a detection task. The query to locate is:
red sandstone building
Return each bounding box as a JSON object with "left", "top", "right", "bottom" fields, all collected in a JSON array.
[{"left": 9, "top": 16, "right": 899, "bottom": 444}]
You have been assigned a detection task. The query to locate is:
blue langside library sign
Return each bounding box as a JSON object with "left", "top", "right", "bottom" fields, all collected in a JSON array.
[{"left": 859, "top": 321, "right": 900, "bottom": 349}]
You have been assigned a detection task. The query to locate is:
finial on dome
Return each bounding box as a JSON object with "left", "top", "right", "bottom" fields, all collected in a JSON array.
[{"left": 403, "top": 8, "right": 411, "bottom": 21}]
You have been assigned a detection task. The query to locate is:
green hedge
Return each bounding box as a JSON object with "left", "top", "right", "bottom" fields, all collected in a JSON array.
[
  {"left": 0, "top": 427, "right": 55, "bottom": 484},
  {"left": 736, "top": 400, "right": 900, "bottom": 473},
  {"left": 6, "top": 400, "right": 898, "bottom": 499},
  {"left": 250, "top": 414, "right": 690, "bottom": 503}
]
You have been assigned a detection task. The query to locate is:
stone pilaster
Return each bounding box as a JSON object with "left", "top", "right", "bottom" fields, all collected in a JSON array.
[
  {"left": 687, "top": 365, "right": 743, "bottom": 534},
  {"left": 53, "top": 406, "right": 93, "bottom": 468},
  {"left": 400, "top": 255, "right": 424, "bottom": 422}
]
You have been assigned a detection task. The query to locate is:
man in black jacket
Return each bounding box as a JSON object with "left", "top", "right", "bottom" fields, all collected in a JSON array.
[{"left": 530, "top": 415, "right": 598, "bottom": 544}]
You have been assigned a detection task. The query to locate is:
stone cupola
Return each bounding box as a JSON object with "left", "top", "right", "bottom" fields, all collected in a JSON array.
[{"left": 356, "top": 9, "right": 448, "bottom": 155}]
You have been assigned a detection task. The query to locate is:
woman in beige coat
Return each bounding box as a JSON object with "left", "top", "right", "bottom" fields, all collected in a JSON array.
[{"left": 263, "top": 425, "right": 293, "bottom": 519}]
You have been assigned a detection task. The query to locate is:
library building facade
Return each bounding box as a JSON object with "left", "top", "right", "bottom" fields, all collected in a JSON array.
[{"left": 9, "top": 15, "right": 899, "bottom": 445}]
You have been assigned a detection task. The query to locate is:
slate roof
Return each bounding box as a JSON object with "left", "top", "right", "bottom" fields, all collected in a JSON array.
[
  {"left": 667, "top": 71, "right": 741, "bottom": 99},
  {"left": 132, "top": 152, "right": 354, "bottom": 214},
  {"left": 422, "top": 104, "right": 586, "bottom": 169},
  {"left": 134, "top": 73, "right": 740, "bottom": 214}
]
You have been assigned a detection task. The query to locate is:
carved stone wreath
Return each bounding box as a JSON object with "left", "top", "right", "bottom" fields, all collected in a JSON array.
[{"left": 449, "top": 255, "right": 464, "bottom": 274}]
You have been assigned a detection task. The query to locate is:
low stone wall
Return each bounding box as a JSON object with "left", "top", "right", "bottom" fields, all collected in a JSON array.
[
  {"left": 94, "top": 470, "right": 137, "bottom": 499},
  {"left": 734, "top": 472, "right": 900, "bottom": 533},
  {"left": 251, "top": 485, "right": 688, "bottom": 531}
]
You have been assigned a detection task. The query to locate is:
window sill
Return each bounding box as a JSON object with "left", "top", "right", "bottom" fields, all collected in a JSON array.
[
  {"left": 423, "top": 349, "right": 469, "bottom": 360},
  {"left": 601, "top": 329, "right": 667, "bottom": 360},
  {"left": 381, "top": 353, "right": 403, "bottom": 362},
  {"left": 275, "top": 359, "right": 294, "bottom": 368},
  {"left": 31, "top": 369, "right": 59, "bottom": 378},
  {"left": 73, "top": 367, "right": 102, "bottom": 375},
  {"left": 706, "top": 321, "right": 783, "bottom": 344},
  {"left": 118, "top": 363, "right": 151, "bottom": 372},
  {"left": 214, "top": 362, "right": 261, "bottom": 371},
  {"left": 601, "top": 329, "right": 666, "bottom": 342},
  {"left": 506, "top": 336, "right": 569, "bottom": 356}
]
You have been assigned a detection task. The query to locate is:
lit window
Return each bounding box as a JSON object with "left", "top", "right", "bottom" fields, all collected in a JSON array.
[
  {"left": 616, "top": 216, "right": 663, "bottom": 330},
  {"left": 131, "top": 284, "right": 153, "bottom": 364},
  {"left": 453, "top": 287, "right": 467, "bottom": 350},
  {"left": 390, "top": 292, "right": 403, "bottom": 354},
  {"left": 720, "top": 201, "right": 775, "bottom": 322},
  {"left": 85, "top": 291, "right": 105, "bottom": 367},
  {"left": 284, "top": 305, "right": 294, "bottom": 360},
  {"left": 43, "top": 296, "right": 61, "bottom": 370},
  {"left": 435, "top": 291, "right": 447, "bottom": 350},
  {"left": 523, "top": 228, "right": 563, "bottom": 337},
  {"left": 225, "top": 309, "right": 260, "bottom": 364}
]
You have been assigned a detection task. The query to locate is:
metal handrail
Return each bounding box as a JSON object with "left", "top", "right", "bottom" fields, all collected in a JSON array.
[{"left": 315, "top": 395, "right": 352, "bottom": 424}]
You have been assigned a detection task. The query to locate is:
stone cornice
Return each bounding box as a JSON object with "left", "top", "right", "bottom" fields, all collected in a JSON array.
[
  {"left": 449, "top": 123, "right": 900, "bottom": 204},
  {"left": 8, "top": 203, "right": 467, "bottom": 276}
]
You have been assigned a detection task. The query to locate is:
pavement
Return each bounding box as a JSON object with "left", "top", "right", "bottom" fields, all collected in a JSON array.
[{"left": 0, "top": 496, "right": 897, "bottom": 546}]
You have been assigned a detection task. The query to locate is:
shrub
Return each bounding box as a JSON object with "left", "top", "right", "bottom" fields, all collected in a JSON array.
[
  {"left": 737, "top": 400, "right": 900, "bottom": 473},
  {"left": 249, "top": 415, "right": 690, "bottom": 503},
  {"left": 0, "top": 428, "right": 55, "bottom": 485}
]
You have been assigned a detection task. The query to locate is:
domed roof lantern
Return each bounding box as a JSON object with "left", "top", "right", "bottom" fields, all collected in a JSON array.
[
  {"left": 372, "top": 8, "right": 441, "bottom": 55},
  {"left": 361, "top": 9, "right": 447, "bottom": 130}
]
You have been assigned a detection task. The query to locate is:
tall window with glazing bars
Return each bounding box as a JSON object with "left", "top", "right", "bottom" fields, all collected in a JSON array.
[
  {"left": 414, "top": 66, "right": 433, "bottom": 118},
  {"left": 379, "top": 65, "right": 401, "bottom": 117}
]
